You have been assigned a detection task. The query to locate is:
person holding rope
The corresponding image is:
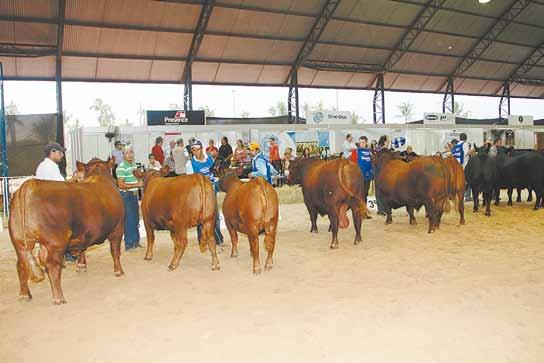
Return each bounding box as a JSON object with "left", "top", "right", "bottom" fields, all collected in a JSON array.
[{"left": 248, "top": 143, "right": 278, "bottom": 184}]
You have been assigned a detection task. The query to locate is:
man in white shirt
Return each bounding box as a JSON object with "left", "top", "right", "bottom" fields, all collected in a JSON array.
[
  {"left": 36, "top": 143, "right": 66, "bottom": 181},
  {"left": 342, "top": 134, "right": 356, "bottom": 159},
  {"left": 172, "top": 138, "right": 188, "bottom": 176}
]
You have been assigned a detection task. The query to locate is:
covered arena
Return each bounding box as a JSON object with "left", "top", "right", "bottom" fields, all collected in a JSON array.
[{"left": 1, "top": 1, "right": 544, "bottom": 362}]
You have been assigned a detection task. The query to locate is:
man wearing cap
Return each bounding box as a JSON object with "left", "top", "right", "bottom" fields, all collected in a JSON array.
[
  {"left": 116, "top": 147, "right": 143, "bottom": 251},
  {"left": 248, "top": 143, "right": 278, "bottom": 184},
  {"left": 186, "top": 140, "right": 224, "bottom": 246},
  {"left": 36, "top": 142, "right": 66, "bottom": 181}
]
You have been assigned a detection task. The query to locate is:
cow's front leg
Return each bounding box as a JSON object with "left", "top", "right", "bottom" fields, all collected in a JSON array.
[
  {"left": 328, "top": 212, "right": 339, "bottom": 249},
  {"left": 168, "top": 230, "right": 188, "bottom": 271},
  {"left": 351, "top": 202, "right": 362, "bottom": 245},
  {"left": 76, "top": 250, "right": 87, "bottom": 272},
  {"left": 407, "top": 206, "right": 417, "bottom": 225},
  {"left": 143, "top": 220, "right": 155, "bottom": 261},
  {"left": 484, "top": 191, "right": 492, "bottom": 216},
  {"left": 508, "top": 188, "right": 514, "bottom": 206},
  {"left": 264, "top": 224, "right": 277, "bottom": 271},
  {"left": 247, "top": 232, "right": 262, "bottom": 274},
  {"left": 203, "top": 219, "right": 220, "bottom": 271},
  {"left": 225, "top": 221, "right": 239, "bottom": 258},
  {"left": 472, "top": 186, "right": 479, "bottom": 212},
  {"left": 308, "top": 207, "right": 318, "bottom": 233}
]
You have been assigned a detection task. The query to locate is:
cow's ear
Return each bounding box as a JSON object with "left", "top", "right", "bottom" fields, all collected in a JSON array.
[
  {"left": 76, "top": 161, "right": 86, "bottom": 172},
  {"left": 160, "top": 165, "right": 170, "bottom": 176},
  {"left": 133, "top": 169, "right": 144, "bottom": 179}
]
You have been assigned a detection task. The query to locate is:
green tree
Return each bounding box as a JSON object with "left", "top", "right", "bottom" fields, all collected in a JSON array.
[
  {"left": 5, "top": 101, "right": 22, "bottom": 145},
  {"left": 302, "top": 102, "right": 311, "bottom": 118},
  {"left": 396, "top": 102, "right": 414, "bottom": 123},
  {"left": 350, "top": 112, "right": 360, "bottom": 124},
  {"left": 454, "top": 101, "right": 471, "bottom": 118},
  {"left": 268, "top": 106, "right": 277, "bottom": 117},
  {"left": 276, "top": 101, "right": 287, "bottom": 115},
  {"left": 89, "top": 98, "right": 115, "bottom": 127},
  {"left": 198, "top": 105, "right": 216, "bottom": 117},
  {"left": 240, "top": 111, "right": 250, "bottom": 118}
]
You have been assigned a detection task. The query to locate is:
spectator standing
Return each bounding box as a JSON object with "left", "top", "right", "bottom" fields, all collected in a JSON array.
[
  {"left": 148, "top": 153, "right": 162, "bottom": 171},
  {"left": 206, "top": 139, "right": 219, "bottom": 155},
  {"left": 451, "top": 132, "right": 472, "bottom": 201},
  {"left": 167, "top": 140, "right": 176, "bottom": 157},
  {"left": 151, "top": 136, "right": 165, "bottom": 165},
  {"left": 268, "top": 137, "right": 281, "bottom": 174},
  {"left": 248, "top": 143, "right": 278, "bottom": 184},
  {"left": 172, "top": 138, "right": 187, "bottom": 176},
  {"left": 400, "top": 145, "right": 418, "bottom": 160},
  {"left": 375, "top": 135, "right": 390, "bottom": 215},
  {"left": 343, "top": 134, "right": 357, "bottom": 161},
  {"left": 302, "top": 147, "right": 311, "bottom": 158},
  {"left": 218, "top": 136, "right": 233, "bottom": 168},
  {"left": 233, "top": 139, "right": 249, "bottom": 165},
  {"left": 111, "top": 140, "right": 124, "bottom": 178},
  {"left": 116, "top": 147, "right": 142, "bottom": 251},
  {"left": 36, "top": 142, "right": 66, "bottom": 181},
  {"left": 186, "top": 141, "right": 224, "bottom": 246}
]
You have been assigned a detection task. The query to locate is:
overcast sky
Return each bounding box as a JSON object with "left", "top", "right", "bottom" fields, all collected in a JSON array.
[{"left": 4, "top": 81, "right": 544, "bottom": 126}]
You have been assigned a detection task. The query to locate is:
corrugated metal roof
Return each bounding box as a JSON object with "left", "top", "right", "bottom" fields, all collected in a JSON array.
[{"left": 1, "top": 0, "right": 544, "bottom": 98}]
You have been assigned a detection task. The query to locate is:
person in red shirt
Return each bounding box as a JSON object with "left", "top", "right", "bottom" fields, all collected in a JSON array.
[
  {"left": 206, "top": 139, "right": 219, "bottom": 155},
  {"left": 268, "top": 137, "right": 281, "bottom": 173},
  {"left": 151, "top": 136, "right": 165, "bottom": 165}
]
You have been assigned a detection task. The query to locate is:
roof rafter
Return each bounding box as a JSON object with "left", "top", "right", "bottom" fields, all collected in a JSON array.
[
  {"left": 440, "top": 0, "right": 533, "bottom": 91},
  {"left": 508, "top": 42, "right": 544, "bottom": 86},
  {"left": 285, "top": 0, "right": 342, "bottom": 85},
  {"left": 182, "top": 0, "right": 214, "bottom": 81}
]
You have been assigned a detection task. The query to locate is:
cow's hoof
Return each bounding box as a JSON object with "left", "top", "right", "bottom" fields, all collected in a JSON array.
[
  {"left": 167, "top": 265, "right": 178, "bottom": 271},
  {"left": 114, "top": 271, "right": 124, "bottom": 277},
  {"left": 354, "top": 239, "right": 362, "bottom": 245},
  {"left": 409, "top": 220, "right": 417, "bottom": 225},
  {"left": 485, "top": 212, "right": 491, "bottom": 217},
  {"left": 212, "top": 265, "right": 220, "bottom": 271},
  {"left": 231, "top": 251, "right": 239, "bottom": 258},
  {"left": 18, "top": 294, "right": 32, "bottom": 302},
  {"left": 508, "top": 202, "right": 513, "bottom": 206},
  {"left": 310, "top": 228, "right": 318, "bottom": 234},
  {"left": 144, "top": 256, "right": 153, "bottom": 261},
  {"left": 533, "top": 207, "right": 539, "bottom": 211},
  {"left": 52, "top": 298, "right": 66, "bottom": 305},
  {"left": 264, "top": 264, "right": 273, "bottom": 271},
  {"left": 460, "top": 219, "right": 466, "bottom": 225},
  {"left": 330, "top": 244, "right": 339, "bottom": 250},
  {"left": 253, "top": 268, "right": 262, "bottom": 275},
  {"left": 494, "top": 202, "right": 500, "bottom": 206},
  {"left": 76, "top": 263, "right": 87, "bottom": 272},
  {"left": 472, "top": 209, "right": 478, "bottom": 213},
  {"left": 385, "top": 220, "right": 392, "bottom": 225}
]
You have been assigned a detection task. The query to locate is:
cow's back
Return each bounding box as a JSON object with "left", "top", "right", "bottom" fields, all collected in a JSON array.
[{"left": 142, "top": 174, "right": 216, "bottom": 229}]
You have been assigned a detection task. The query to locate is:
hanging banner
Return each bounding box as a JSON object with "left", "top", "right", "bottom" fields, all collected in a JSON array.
[
  {"left": 423, "top": 113, "right": 455, "bottom": 125},
  {"left": 307, "top": 110, "right": 351, "bottom": 124},
  {"left": 508, "top": 115, "right": 533, "bottom": 126},
  {"left": 146, "top": 110, "right": 206, "bottom": 126}
]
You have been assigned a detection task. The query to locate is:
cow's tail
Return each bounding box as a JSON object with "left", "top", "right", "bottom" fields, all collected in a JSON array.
[
  {"left": 257, "top": 178, "right": 273, "bottom": 233},
  {"left": 338, "top": 160, "right": 368, "bottom": 218},
  {"left": 12, "top": 183, "right": 45, "bottom": 282}
]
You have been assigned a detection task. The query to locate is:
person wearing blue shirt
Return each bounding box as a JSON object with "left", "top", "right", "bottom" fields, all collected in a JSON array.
[
  {"left": 248, "top": 143, "right": 278, "bottom": 184},
  {"left": 356, "top": 136, "right": 373, "bottom": 203},
  {"left": 186, "top": 140, "right": 224, "bottom": 247}
]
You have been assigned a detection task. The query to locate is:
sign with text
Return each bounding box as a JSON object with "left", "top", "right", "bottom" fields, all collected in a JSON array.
[
  {"left": 423, "top": 113, "right": 455, "bottom": 125},
  {"left": 307, "top": 110, "right": 351, "bottom": 124},
  {"left": 508, "top": 115, "right": 533, "bottom": 126},
  {"left": 146, "top": 110, "right": 206, "bottom": 126}
]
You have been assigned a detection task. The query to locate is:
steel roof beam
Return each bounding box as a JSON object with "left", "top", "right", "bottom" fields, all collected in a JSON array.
[
  {"left": 507, "top": 42, "right": 544, "bottom": 86},
  {"left": 285, "top": 0, "right": 342, "bottom": 85},
  {"left": 56, "top": 0, "right": 66, "bottom": 175},
  {"left": 440, "top": 0, "right": 533, "bottom": 91},
  {"left": 0, "top": 44, "right": 56, "bottom": 57},
  {"left": 182, "top": 0, "right": 214, "bottom": 111}
]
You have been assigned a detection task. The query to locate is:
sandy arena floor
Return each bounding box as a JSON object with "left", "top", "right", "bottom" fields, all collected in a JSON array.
[{"left": 0, "top": 196, "right": 543, "bottom": 363}]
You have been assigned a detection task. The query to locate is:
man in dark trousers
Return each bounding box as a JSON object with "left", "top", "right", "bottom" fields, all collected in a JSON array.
[{"left": 218, "top": 136, "right": 233, "bottom": 168}]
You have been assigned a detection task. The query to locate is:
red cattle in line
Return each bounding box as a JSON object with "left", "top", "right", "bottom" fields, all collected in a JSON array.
[
  {"left": 375, "top": 150, "right": 451, "bottom": 233},
  {"left": 134, "top": 168, "right": 220, "bottom": 271},
  {"left": 288, "top": 157, "right": 368, "bottom": 249},
  {"left": 219, "top": 173, "right": 279, "bottom": 274},
  {"left": 9, "top": 158, "right": 125, "bottom": 305}
]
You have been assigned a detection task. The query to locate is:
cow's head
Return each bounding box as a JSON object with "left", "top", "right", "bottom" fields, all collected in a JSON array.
[
  {"left": 76, "top": 158, "right": 115, "bottom": 180},
  {"left": 373, "top": 149, "right": 396, "bottom": 172},
  {"left": 286, "top": 157, "right": 320, "bottom": 185},
  {"left": 133, "top": 166, "right": 169, "bottom": 190},
  {"left": 218, "top": 171, "right": 241, "bottom": 193}
]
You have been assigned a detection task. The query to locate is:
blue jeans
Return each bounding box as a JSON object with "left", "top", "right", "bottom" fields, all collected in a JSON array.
[{"left": 121, "top": 191, "right": 140, "bottom": 250}]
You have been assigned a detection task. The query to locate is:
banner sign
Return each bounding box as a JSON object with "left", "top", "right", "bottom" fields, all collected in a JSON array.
[
  {"left": 508, "top": 115, "right": 534, "bottom": 126},
  {"left": 307, "top": 110, "right": 351, "bottom": 124},
  {"left": 423, "top": 113, "right": 455, "bottom": 125},
  {"left": 146, "top": 110, "right": 205, "bottom": 126}
]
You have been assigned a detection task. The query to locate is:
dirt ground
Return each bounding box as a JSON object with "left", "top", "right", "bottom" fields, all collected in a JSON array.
[{"left": 0, "top": 195, "right": 543, "bottom": 363}]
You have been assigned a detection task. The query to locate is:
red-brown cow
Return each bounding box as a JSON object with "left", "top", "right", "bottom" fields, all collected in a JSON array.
[
  {"left": 219, "top": 173, "right": 279, "bottom": 274},
  {"left": 8, "top": 158, "right": 124, "bottom": 304},
  {"left": 134, "top": 169, "right": 220, "bottom": 271},
  {"left": 288, "top": 158, "right": 368, "bottom": 249},
  {"left": 375, "top": 151, "right": 450, "bottom": 233},
  {"left": 441, "top": 156, "right": 466, "bottom": 225}
]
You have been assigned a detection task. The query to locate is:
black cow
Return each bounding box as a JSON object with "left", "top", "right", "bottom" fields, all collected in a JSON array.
[
  {"left": 465, "top": 144, "right": 497, "bottom": 216},
  {"left": 494, "top": 147, "right": 544, "bottom": 210}
]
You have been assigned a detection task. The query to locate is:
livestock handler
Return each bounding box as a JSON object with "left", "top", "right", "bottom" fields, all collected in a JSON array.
[
  {"left": 36, "top": 142, "right": 78, "bottom": 262},
  {"left": 116, "top": 147, "right": 143, "bottom": 251},
  {"left": 451, "top": 132, "right": 472, "bottom": 201},
  {"left": 248, "top": 143, "right": 278, "bottom": 184},
  {"left": 186, "top": 140, "right": 224, "bottom": 247},
  {"left": 356, "top": 136, "right": 373, "bottom": 203}
]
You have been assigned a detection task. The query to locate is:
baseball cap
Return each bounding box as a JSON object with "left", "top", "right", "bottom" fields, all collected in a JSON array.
[
  {"left": 249, "top": 143, "right": 260, "bottom": 151},
  {"left": 190, "top": 140, "right": 203, "bottom": 149},
  {"left": 44, "top": 142, "right": 66, "bottom": 156}
]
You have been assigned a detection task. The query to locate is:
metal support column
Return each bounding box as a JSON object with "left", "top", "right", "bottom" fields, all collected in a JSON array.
[
  {"left": 184, "top": 62, "right": 192, "bottom": 111},
  {"left": 442, "top": 77, "right": 454, "bottom": 114},
  {"left": 499, "top": 81, "right": 511, "bottom": 120},
  {"left": 287, "top": 70, "right": 299, "bottom": 124},
  {"left": 0, "top": 62, "right": 9, "bottom": 218},
  {"left": 373, "top": 73, "right": 385, "bottom": 124},
  {"left": 56, "top": 0, "right": 66, "bottom": 176}
]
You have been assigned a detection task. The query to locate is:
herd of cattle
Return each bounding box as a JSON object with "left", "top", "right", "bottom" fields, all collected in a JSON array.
[{"left": 7, "top": 144, "right": 542, "bottom": 304}]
